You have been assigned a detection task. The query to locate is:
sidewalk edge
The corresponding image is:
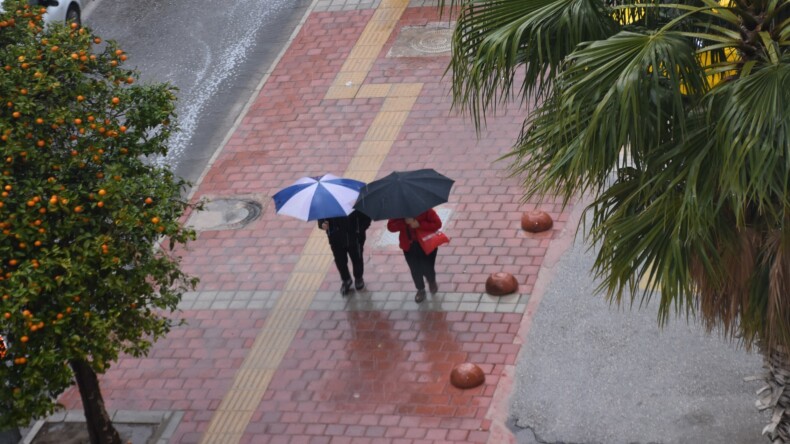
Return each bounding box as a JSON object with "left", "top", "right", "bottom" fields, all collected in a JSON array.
[
  {"left": 185, "top": 0, "right": 320, "bottom": 201},
  {"left": 485, "top": 196, "right": 589, "bottom": 444}
]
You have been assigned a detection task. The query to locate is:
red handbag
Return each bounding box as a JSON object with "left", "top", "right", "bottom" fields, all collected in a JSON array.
[{"left": 416, "top": 229, "right": 450, "bottom": 254}]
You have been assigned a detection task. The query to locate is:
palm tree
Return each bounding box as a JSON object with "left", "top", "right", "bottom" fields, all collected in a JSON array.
[{"left": 446, "top": 0, "right": 790, "bottom": 440}]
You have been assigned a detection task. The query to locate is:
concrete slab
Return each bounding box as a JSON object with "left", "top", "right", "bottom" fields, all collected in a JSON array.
[{"left": 508, "top": 238, "right": 767, "bottom": 444}]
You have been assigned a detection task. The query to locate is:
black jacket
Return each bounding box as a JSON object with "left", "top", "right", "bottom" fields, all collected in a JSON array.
[{"left": 318, "top": 211, "right": 372, "bottom": 247}]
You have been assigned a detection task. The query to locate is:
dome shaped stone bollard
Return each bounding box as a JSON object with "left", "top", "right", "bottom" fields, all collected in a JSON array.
[
  {"left": 450, "top": 363, "right": 485, "bottom": 389},
  {"left": 521, "top": 211, "right": 553, "bottom": 233},
  {"left": 485, "top": 272, "right": 518, "bottom": 296}
]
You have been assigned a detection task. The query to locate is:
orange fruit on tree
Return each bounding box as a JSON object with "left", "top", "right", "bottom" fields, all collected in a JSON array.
[{"left": 19, "top": 336, "right": 28, "bottom": 343}]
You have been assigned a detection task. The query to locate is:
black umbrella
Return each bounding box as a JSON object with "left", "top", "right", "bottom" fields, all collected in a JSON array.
[{"left": 353, "top": 169, "right": 454, "bottom": 220}]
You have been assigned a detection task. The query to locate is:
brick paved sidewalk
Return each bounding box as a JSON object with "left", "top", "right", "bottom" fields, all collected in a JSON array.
[{"left": 57, "top": 1, "right": 575, "bottom": 443}]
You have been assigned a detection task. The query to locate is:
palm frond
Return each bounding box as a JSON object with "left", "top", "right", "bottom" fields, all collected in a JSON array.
[
  {"left": 708, "top": 58, "right": 790, "bottom": 224},
  {"left": 448, "top": 0, "right": 616, "bottom": 127}
]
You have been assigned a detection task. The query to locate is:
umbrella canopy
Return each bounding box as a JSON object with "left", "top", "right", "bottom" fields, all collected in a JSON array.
[
  {"left": 272, "top": 174, "right": 365, "bottom": 221},
  {"left": 353, "top": 169, "right": 454, "bottom": 220}
]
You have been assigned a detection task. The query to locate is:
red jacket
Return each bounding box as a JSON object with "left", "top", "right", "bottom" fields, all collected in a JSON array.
[{"left": 387, "top": 209, "right": 442, "bottom": 252}]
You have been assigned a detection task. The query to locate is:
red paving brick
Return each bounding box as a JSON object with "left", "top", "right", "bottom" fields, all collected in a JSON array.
[
  {"left": 240, "top": 312, "right": 513, "bottom": 442},
  {"left": 56, "top": 5, "right": 574, "bottom": 444}
]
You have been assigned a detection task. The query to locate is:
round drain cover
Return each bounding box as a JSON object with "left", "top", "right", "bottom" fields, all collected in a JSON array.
[
  {"left": 409, "top": 29, "right": 452, "bottom": 54},
  {"left": 188, "top": 198, "right": 262, "bottom": 231}
]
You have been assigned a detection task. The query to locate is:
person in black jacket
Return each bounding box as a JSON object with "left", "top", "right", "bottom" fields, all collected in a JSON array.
[{"left": 318, "top": 210, "right": 372, "bottom": 295}]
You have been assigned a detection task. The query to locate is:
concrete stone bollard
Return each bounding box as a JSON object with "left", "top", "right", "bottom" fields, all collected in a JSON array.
[
  {"left": 485, "top": 272, "right": 518, "bottom": 296},
  {"left": 450, "top": 363, "right": 486, "bottom": 389},
  {"left": 521, "top": 210, "right": 553, "bottom": 233}
]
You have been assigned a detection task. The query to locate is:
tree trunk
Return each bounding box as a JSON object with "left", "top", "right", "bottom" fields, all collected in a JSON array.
[
  {"left": 756, "top": 345, "right": 790, "bottom": 442},
  {"left": 0, "top": 427, "right": 21, "bottom": 444},
  {"left": 69, "top": 359, "right": 122, "bottom": 444}
]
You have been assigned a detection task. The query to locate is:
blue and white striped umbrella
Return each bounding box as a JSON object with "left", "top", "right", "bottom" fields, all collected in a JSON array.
[{"left": 272, "top": 174, "right": 366, "bottom": 221}]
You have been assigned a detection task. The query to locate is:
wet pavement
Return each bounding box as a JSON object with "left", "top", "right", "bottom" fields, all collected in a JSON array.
[{"left": 52, "top": 0, "right": 766, "bottom": 443}]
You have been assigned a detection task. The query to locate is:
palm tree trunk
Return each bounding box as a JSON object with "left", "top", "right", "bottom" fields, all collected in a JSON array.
[
  {"left": 69, "top": 359, "right": 122, "bottom": 444},
  {"left": 756, "top": 345, "right": 790, "bottom": 442}
]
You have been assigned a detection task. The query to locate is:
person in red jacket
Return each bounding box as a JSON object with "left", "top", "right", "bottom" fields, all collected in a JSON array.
[{"left": 387, "top": 208, "right": 442, "bottom": 303}]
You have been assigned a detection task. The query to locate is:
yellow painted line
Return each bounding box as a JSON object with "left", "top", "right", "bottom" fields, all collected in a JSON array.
[
  {"left": 347, "top": 44, "right": 384, "bottom": 60},
  {"left": 357, "top": 84, "right": 391, "bottom": 98},
  {"left": 381, "top": 94, "right": 419, "bottom": 111},
  {"left": 324, "top": 85, "right": 359, "bottom": 100},
  {"left": 201, "top": 1, "right": 420, "bottom": 441},
  {"left": 324, "top": 0, "right": 408, "bottom": 100},
  {"left": 356, "top": 140, "right": 393, "bottom": 155},
  {"left": 388, "top": 83, "right": 423, "bottom": 97}
]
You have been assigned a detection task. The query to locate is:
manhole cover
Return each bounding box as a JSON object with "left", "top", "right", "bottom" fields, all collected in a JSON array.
[
  {"left": 187, "top": 198, "right": 263, "bottom": 231},
  {"left": 388, "top": 24, "right": 454, "bottom": 58},
  {"left": 409, "top": 29, "right": 452, "bottom": 54}
]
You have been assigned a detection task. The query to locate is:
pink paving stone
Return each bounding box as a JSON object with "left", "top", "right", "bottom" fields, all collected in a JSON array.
[
  {"left": 238, "top": 309, "right": 520, "bottom": 442},
  {"left": 70, "top": 4, "right": 577, "bottom": 443},
  {"left": 56, "top": 310, "right": 268, "bottom": 441}
]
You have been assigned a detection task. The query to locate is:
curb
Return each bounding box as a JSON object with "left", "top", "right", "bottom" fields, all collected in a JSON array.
[
  {"left": 185, "top": 0, "right": 322, "bottom": 201},
  {"left": 485, "top": 197, "right": 589, "bottom": 444}
]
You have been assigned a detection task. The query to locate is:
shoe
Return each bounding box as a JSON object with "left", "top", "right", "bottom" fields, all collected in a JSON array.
[
  {"left": 428, "top": 280, "right": 438, "bottom": 294},
  {"left": 341, "top": 280, "right": 353, "bottom": 296},
  {"left": 355, "top": 278, "right": 365, "bottom": 290},
  {"left": 414, "top": 289, "right": 426, "bottom": 303}
]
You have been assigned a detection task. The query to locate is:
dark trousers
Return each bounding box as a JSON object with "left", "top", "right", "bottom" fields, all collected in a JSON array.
[
  {"left": 331, "top": 241, "right": 364, "bottom": 282},
  {"left": 403, "top": 241, "right": 437, "bottom": 290}
]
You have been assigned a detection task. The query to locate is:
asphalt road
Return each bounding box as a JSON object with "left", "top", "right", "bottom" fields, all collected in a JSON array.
[
  {"left": 508, "top": 234, "right": 767, "bottom": 444},
  {"left": 82, "top": 0, "right": 313, "bottom": 186}
]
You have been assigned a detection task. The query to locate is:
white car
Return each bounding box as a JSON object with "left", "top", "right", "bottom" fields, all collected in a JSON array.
[{"left": 1, "top": 0, "right": 86, "bottom": 26}]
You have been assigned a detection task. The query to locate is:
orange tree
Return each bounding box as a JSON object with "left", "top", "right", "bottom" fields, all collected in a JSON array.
[{"left": 0, "top": 1, "right": 197, "bottom": 442}]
